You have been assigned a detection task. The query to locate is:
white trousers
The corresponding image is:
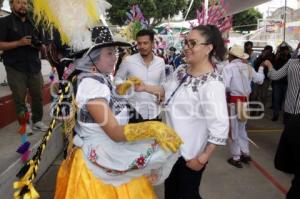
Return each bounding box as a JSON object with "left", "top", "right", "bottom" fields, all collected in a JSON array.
[{"left": 229, "top": 104, "right": 250, "bottom": 160}]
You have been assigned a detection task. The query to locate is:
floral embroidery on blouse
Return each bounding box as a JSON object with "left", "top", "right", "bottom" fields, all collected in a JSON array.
[
  {"left": 177, "top": 65, "right": 224, "bottom": 92},
  {"left": 88, "top": 142, "right": 158, "bottom": 176},
  {"left": 208, "top": 134, "right": 227, "bottom": 145},
  {"left": 176, "top": 66, "right": 187, "bottom": 82},
  {"left": 88, "top": 149, "right": 97, "bottom": 162},
  {"left": 128, "top": 142, "right": 158, "bottom": 169}
]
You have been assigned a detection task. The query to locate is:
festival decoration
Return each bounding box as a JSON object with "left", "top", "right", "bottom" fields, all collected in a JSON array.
[
  {"left": 49, "top": 67, "right": 56, "bottom": 82},
  {"left": 16, "top": 104, "right": 31, "bottom": 163},
  {"left": 192, "top": 1, "right": 232, "bottom": 32},
  {"left": 32, "top": 0, "right": 101, "bottom": 50},
  {"left": 122, "top": 5, "right": 149, "bottom": 41},
  {"left": 287, "top": 26, "right": 300, "bottom": 34}
]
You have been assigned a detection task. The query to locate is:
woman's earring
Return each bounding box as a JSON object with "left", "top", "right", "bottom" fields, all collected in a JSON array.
[{"left": 92, "top": 67, "right": 97, "bottom": 73}]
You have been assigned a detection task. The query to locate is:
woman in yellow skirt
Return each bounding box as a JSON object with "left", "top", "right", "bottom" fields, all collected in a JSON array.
[{"left": 54, "top": 26, "right": 182, "bottom": 199}]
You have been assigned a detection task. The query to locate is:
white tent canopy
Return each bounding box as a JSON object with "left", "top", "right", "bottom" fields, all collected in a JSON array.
[{"left": 225, "top": 0, "right": 271, "bottom": 15}]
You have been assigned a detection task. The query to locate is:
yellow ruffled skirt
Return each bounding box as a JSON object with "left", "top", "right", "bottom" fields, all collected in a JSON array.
[{"left": 54, "top": 149, "right": 158, "bottom": 199}]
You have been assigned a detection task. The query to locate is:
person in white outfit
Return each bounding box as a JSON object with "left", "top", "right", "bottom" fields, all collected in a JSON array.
[{"left": 223, "top": 45, "right": 265, "bottom": 168}]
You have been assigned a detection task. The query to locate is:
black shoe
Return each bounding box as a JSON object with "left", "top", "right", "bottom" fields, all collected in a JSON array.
[
  {"left": 227, "top": 158, "right": 243, "bottom": 168},
  {"left": 240, "top": 155, "right": 252, "bottom": 164}
]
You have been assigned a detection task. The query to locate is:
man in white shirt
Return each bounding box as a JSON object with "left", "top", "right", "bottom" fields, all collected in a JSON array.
[
  {"left": 222, "top": 45, "right": 265, "bottom": 168},
  {"left": 115, "top": 29, "right": 166, "bottom": 122}
]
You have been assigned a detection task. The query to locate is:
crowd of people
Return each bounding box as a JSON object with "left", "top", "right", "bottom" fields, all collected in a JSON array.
[
  {"left": 61, "top": 31, "right": 300, "bottom": 198},
  {"left": 0, "top": 0, "right": 299, "bottom": 199}
]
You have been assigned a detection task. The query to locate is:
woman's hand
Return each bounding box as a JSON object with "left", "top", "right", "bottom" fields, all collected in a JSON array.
[
  {"left": 186, "top": 158, "right": 205, "bottom": 171},
  {"left": 186, "top": 153, "right": 208, "bottom": 171},
  {"left": 146, "top": 169, "right": 159, "bottom": 184},
  {"left": 135, "top": 84, "right": 165, "bottom": 101},
  {"left": 263, "top": 60, "right": 273, "bottom": 69}
]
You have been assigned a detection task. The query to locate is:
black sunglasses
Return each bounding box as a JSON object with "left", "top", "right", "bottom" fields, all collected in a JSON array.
[{"left": 182, "top": 39, "right": 210, "bottom": 49}]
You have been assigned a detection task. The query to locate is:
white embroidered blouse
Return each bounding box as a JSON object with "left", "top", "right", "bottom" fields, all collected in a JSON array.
[{"left": 163, "top": 65, "right": 229, "bottom": 160}]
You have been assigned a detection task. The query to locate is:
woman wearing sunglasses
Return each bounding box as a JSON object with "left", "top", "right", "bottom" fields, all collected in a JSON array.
[{"left": 135, "top": 25, "right": 229, "bottom": 199}]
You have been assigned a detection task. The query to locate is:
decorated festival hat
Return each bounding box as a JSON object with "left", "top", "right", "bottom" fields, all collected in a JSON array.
[
  {"left": 70, "top": 26, "right": 131, "bottom": 58},
  {"left": 87, "top": 26, "right": 131, "bottom": 54}
]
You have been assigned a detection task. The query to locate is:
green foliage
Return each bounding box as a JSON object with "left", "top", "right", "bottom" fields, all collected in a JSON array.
[
  {"left": 232, "top": 8, "right": 263, "bottom": 32},
  {"left": 107, "top": 0, "right": 187, "bottom": 28},
  {"left": 184, "top": 0, "right": 203, "bottom": 20}
]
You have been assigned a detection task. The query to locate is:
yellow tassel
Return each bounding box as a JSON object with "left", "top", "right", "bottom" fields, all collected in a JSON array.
[
  {"left": 13, "top": 161, "right": 37, "bottom": 199},
  {"left": 13, "top": 190, "right": 21, "bottom": 199},
  {"left": 25, "top": 183, "right": 40, "bottom": 199}
]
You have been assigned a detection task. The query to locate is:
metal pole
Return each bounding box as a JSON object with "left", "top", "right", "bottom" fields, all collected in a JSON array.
[
  {"left": 204, "top": 0, "right": 209, "bottom": 24},
  {"left": 283, "top": 0, "right": 287, "bottom": 41}
]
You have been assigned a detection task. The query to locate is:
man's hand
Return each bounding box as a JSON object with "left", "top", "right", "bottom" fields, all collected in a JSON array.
[{"left": 18, "top": 36, "right": 32, "bottom": 47}]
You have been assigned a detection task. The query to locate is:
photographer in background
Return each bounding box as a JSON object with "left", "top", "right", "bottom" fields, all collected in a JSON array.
[{"left": 0, "top": 0, "right": 48, "bottom": 133}]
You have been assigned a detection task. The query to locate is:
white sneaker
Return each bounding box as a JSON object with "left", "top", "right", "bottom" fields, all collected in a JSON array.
[{"left": 33, "top": 121, "right": 48, "bottom": 132}]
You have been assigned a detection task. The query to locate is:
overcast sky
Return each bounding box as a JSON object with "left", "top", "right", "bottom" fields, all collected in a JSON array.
[{"left": 2, "top": 0, "right": 300, "bottom": 18}]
